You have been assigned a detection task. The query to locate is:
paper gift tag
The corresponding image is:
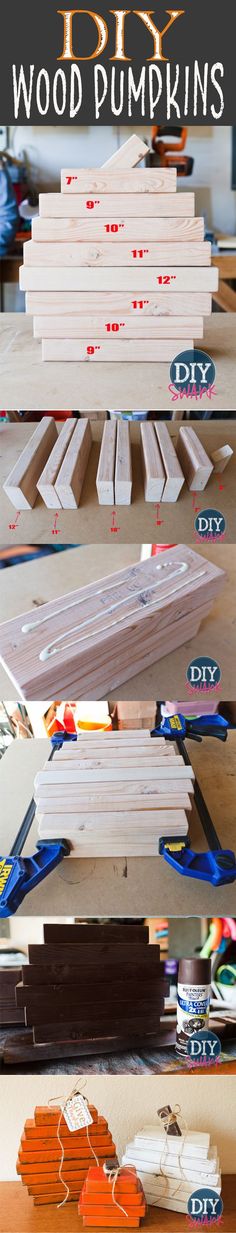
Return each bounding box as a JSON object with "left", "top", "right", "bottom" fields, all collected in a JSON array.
[{"left": 61, "top": 1095, "right": 93, "bottom": 1132}]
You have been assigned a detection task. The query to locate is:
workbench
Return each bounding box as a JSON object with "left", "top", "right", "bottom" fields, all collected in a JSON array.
[
  {"left": 1, "top": 421, "right": 235, "bottom": 544},
  {"left": 0, "top": 1180, "right": 235, "bottom": 1233},
  {"left": 0, "top": 314, "right": 235, "bottom": 411},
  {"left": 0, "top": 732, "right": 235, "bottom": 917},
  {"left": 0, "top": 544, "right": 235, "bottom": 699}
]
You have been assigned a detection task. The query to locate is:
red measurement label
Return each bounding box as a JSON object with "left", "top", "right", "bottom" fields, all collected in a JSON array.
[
  {"left": 132, "top": 300, "right": 149, "bottom": 309},
  {"left": 105, "top": 323, "right": 125, "bottom": 332},
  {"left": 132, "top": 248, "right": 148, "bottom": 258},
  {"left": 66, "top": 176, "right": 78, "bottom": 186},
  {"left": 87, "top": 345, "right": 101, "bottom": 355},
  {"left": 8, "top": 510, "right": 21, "bottom": 531},
  {"left": 86, "top": 199, "right": 100, "bottom": 209},
  {"left": 156, "top": 275, "right": 176, "bottom": 284},
  {"left": 51, "top": 512, "right": 61, "bottom": 536},
  {"left": 110, "top": 509, "right": 120, "bottom": 534},
  {"left": 104, "top": 223, "right": 124, "bottom": 233}
]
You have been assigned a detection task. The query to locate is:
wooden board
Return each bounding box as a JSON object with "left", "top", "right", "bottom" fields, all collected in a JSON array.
[
  {"left": 154, "top": 423, "right": 185, "bottom": 502},
  {"left": 103, "top": 135, "right": 148, "bottom": 169},
  {"left": 25, "top": 291, "right": 212, "bottom": 316},
  {"left": 61, "top": 169, "right": 177, "bottom": 194},
  {"left": 43, "top": 923, "right": 149, "bottom": 942},
  {"left": 32, "top": 217, "right": 204, "bottom": 243},
  {"left": 115, "top": 420, "right": 132, "bottom": 505},
  {"left": 96, "top": 420, "right": 116, "bottom": 505},
  {"left": 140, "top": 423, "right": 165, "bottom": 501},
  {"left": 176, "top": 426, "right": 214, "bottom": 491},
  {"left": 36, "top": 420, "right": 76, "bottom": 509},
  {"left": 54, "top": 420, "right": 92, "bottom": 508},
  {"left": 0, "top": 545, "right": 225, "bottom": 700},
  {"left": 20, "top": 267, "right": 218, "bottom": 292},
  {"left": 39, "top": 191, "right": 195, "bottom": 218},
  {"left": 211, "top": 445, "right": 233, "bottom": 473},
  {"left": 33, "top": 314, "right": 204, "bottom": 339},
  {"left": 3, "top": 417, "right": 57, "bottom": 510},
  {"left": 42, "top": 340, "right": 193, "bottom": 363},
  {"left": 24, "top": 241, "right": 210, "bottom": 268}
]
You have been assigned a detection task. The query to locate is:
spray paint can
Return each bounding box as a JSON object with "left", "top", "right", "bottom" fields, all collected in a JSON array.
[{"left": 176, "top": 957, "right": 211, "bottom": 1055}]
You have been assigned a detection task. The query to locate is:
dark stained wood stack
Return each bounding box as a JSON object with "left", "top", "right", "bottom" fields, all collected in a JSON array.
[
  {"left": 15, "top": 923, "right": 168, "bottom": 1060},
  {"left": 79, "top": 1165, "right": 146, "bottom": 1227},
  {"left": 0, "top": 968, "right": 25, "bottom": 1025},
  {"left": 16, "top": 1103, "right": 117, "bottom": 1206}
]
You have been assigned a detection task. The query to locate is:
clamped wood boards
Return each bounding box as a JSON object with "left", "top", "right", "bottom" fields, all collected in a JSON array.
[
  {"left": 16, "top": 1099, "right": 117, "bottom": 1205},
  {"left": 19, "top": 134, "right": 218, "bottom": 363},
  {"left": 14, "top": 923, "right": 169, "bottom": 1061},
  {"left": 0, "top": 544, "right": 225, "bottom": 699},
  {"left": 34, "top": 730, "right": 194, "bottom": 855}
]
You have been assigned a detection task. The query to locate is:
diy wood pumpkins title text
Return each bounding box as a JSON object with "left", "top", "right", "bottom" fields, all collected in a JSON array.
[{"left": 12, "top": 7, "right": 225, "bottom": 120}]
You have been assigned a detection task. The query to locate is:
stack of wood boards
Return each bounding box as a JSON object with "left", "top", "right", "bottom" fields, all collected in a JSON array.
[
  {"left": 122, "top": 1127, "right": 222, "bottom": 1213},
  {"left": 96, "top": 420, "right": 132, "bottom": 505},
  {"left": 19, "top": 134, "right": 218, "bottom": 363},
  {"left": 79, "top": 1165, "right": 146, "bottom": 1227},
  {"left": 34, "top": 730, "right": 194, "bottom": 855},
  {"left": 0, "top": 968, "right": 24, "bottom": 1025},
  {"left": 0, "top": 545, "right": 226, "bottom": 699},
  {"left": 15, "top": 923, "right": 169, "bottom": 1057},
  {"left": 3, "top": 417, "right": 92, "bottom": 511},
  {"left": 16, "top": 1101, "right": 117, "bottom": 1206}
]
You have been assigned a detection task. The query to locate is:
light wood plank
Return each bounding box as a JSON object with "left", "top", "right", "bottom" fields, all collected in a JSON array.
[
  {"left": 96, "top": 421, "right": 116, "bottom": 505},
  {"left": 36, "top": 421, "right": 76, "bottom": 508},
  {"left": 32, "top": 216, "right": 204, "bottom": 244},
  {"left": 176, "top": 426, "right": 214, "bottom": 491},
  {"left": 36, "top": 779, "right": 194, "bottom": 798},
  {"left": 154, "top": 422, "right": 185, "bottom": 502},
  {"left": 35, "top": 765, "right": 194, "bottom": 784},
  {"left": 3, "top": 418, "right": 57, "bottom": 510},
  {"left": 24, "top": 240, "right": 210, "bottom": 268},
  {"left": 42, "top": 339, "right": 193, "bottom": 363},
  {"left": 115, "top": 420, "right": 132, "bottom": 505},
  {"left": 25, "top": 291, "right": 212, "bottom": 316},
  {"left": 211, "top": 444, "right": 233, "bottom": 473},
  {"left": 20, "top": 267, "right": 218, "bottom": 292},
  {"left": 38, "top": 808, "right": 188, "bottom": 832},
  {"left": 40, "top": 755, "right": 183, "bottom": 770},
  {"left": 103, "top": 135, "right": 148, "bottom": 169},
  {"left": 36, "top": 795, "right": 192, "bottom": 812},
  {"left": 39, "top": 192, "right": 195, "bottom": 218},
  {"left": 33, "top": 315, "right": 204, "bottom": 340},
  {"left": 54, "top": 420, "right": 92, "bottom": 508},
  {"left": 61, "top": 169, "right": 176, "bottom": 194},
  {"left": 140, "top": 423, "right": 165, "bottom": 502}
]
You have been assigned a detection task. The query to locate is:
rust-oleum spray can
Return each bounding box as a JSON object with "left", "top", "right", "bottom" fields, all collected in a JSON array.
[{"left": 176, "top": 957, "right": 211, "bottom": 1055}]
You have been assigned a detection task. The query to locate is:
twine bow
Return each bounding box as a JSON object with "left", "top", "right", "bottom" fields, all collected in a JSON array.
[
  {"left": 157, "top": 1104, "right": 189, "bottom": 1203},
  {"left": 48, "top": 1081, "right": 99, "bottom": 1210},
  {"left": 104, "top": 1164, "right": 135, "bottom": 1219}
]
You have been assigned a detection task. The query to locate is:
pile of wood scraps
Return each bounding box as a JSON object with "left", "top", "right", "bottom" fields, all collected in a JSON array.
[
  {"left": 3, "top": 419, "right": 233, "bottom": 510},
  {"left": 34, "top": 730, "right": 194, "bottom": 855},
  {"left": 16, "top": 1100, "right": 117, "bottom": 1206},
  {"left": 0, "top": 545, "right": 226, "bottom": 698},
  {"left": 19, "top": 134, "right": 218, "bottom": 364},
  {"left": 12, "top": 923, "right": 169, "bottom": 1061}
]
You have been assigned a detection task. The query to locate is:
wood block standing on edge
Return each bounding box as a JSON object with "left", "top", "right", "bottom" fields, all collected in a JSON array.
[
  {"left": 54, "top": 420, "right": 92, "bottom": 508},
  {"left": 96, "top": 421, "right": 117, "bottom": 505},
  {"left": 211, "top": 444, "right": 233, "bottom": 473},
  {"left": 36, "top": 420, "right": 76, "bottom": 508},
  {"left": 103, "top": 134, "right": 148, "bottom": 169},
  {"left": 115, "top": 420, "right": 132, "bottom": 505},
  {"left": 176, "top": 426, "right": 214, "bottom": 491},
  {"left": 140, "top": 423, "right": 165, "bottom": 502},
  {"left": 154, "top": 423, "right": 185, "bottom": 502},
  {"left": 3, "top": 418, "right": 58, "bottom": 510}
]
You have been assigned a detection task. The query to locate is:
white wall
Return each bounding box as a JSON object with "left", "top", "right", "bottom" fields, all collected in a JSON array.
[
  {"left": 9, "top": 124, "right": 236, "bottom": 231},
  {"left": 1, "top": 1074, "right": 236, "bottom": 1179}
]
